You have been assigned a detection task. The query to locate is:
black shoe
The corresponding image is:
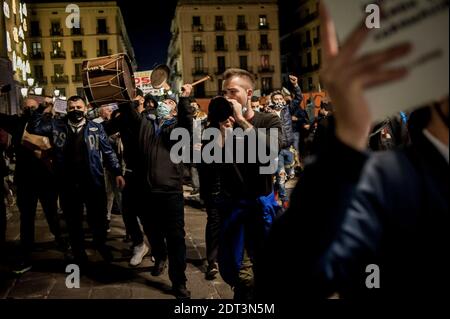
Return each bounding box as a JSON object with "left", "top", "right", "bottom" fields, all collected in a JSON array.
[
  {"left": 12, "top": 259, "right": 32, "bottom": 275},
  {"left": 205, "top": 262, "right": 219, "bottom": 280},
  {"left": 172, "top": 283, "right": 191, "bottom": 299},
  {"left": 151, "top": 259, "right": 167, "bottom": 276},
  {"left": 98, "top": 246, "right": 113, "bottom": 263}
]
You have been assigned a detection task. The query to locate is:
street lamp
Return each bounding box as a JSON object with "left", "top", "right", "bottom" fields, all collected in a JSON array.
[
  {"left": 34, "top": 87, "right": 43, "bottom": 95},
  {"left": 20, "top": 87, "right": 28, "bottom": 98},
  {"left": 27, "top": 78, "right": 35, "bottom": 87}
]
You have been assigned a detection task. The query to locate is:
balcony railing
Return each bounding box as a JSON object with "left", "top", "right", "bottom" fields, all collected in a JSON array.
[
  {"left": 259, "top": 23, "right": 269, "bottom": 30},
  {"left": 30, "top": 52, "right": 44, "bottom": 59},
  {"left": 215, "top": 22, "right": 226, "bottom": 31},
  {"left": 258, "top": 43, "right": 272, "bottom": 51},
  {"left": 215, "top": 44, "right": 228, "bottom": 52},
  {"left": 237, "top": 22, "right": 247, "bottom": 30},
  {"left": 303, "top": 41, "right": 313, "bottom": 49},
  {"left": 97, "top": 49, "right": 112, "bottom": 57},
  {"left": 237, "top": 44, "right": 250, "bottom": 51},
  {"left": 51, "top": 75, "right": 69, "bottom": 84},
  {"left": 192, "top": 24, "right": 204, "bottom": 32},
  {"left": 50, "top": 51, "right": 66, "bottom": 59},
  {"left": 192, "top": 67, "right": 209, "bottom": 76},
  {"left": 50, "top": 28, "right": 63, "bottom": 36},
  {"left": 71, "top": 28, "right": 84, "bottom": 36},
  {"left": 97, "top": 27, "right": 110, "bottom": 34},
  {"left": 258, "top": 65, "right": 275, "bottom": 73},
  {"left": 192, "top": 44, "right": 205, "bottom": 53},
  {"left": 72, "top": 74, "right": 83, "bottom": 82},
  {"left": 71, "top": 50, "right": 87, "bottom": 58},
  {"left": 35, "top": 76, "right": 48, "bottom": 85}
]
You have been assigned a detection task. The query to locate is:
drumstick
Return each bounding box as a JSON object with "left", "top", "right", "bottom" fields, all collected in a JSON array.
[{"left": 191, "top": 75, "right": 211, "bottom": 87}]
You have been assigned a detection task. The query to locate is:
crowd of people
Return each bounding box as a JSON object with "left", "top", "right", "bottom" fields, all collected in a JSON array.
[{"left": 0, "top": 4, "right": 448, "bottom": 301}]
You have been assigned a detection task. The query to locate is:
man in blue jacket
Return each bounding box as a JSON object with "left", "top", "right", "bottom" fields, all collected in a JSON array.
[{"left": 28, "top": 96, "right": 125, "bottom": 266}]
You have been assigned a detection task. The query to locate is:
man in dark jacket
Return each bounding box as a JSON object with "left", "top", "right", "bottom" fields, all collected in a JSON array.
[
  {"left": 28, "top": 96, "right": 125, "bottom": 266},
  {"left": 119, "top": 84, "right": 194, "bottom": 299},
  {"left": 0, "top": 97, "right": 65, "bottom": 273},
  {"left": 257, "top": 4, "right": 448, "bottom": 299}
]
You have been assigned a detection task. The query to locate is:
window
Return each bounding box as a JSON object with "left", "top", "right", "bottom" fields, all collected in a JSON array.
[
  {"left": 97, "top": 19, "right": 107, "bottom": 33},
  {"left": 76, "top": 87, "right": 85, "bottom": 98},
  {"left": 215, "top": 16, "right": 225, "bottom": 30},
  {"left": 239, "top": 56, "right": 248, "bottom": 70},
  {"left": 52, "top": 41, "right": 62, "bottom": 54},
  {"left": 317, "top": 49, "right": 321, "bottom": 66},
  {"left": 54, "top": 64, "right": 64, "bottom": 76},
  {"left": 51, "top": 21, "right": 61, "bottom": 35},
  {"left": 193, "top": 16, "right": 201, "bottom": 26},
  {"left": 56, "top": 87, "right": 66, "bottom": 97},
  {"left": 30, "top": 21, "right": 40, "bottom": 36},
  {"left": 260, "top": 34, "right": 268, "bottom": 45},
  {"left": 216, "top": 35, "right": 225, "bottom": 50},
  {"left": 259, "top": 15, "right": 268, "bottom": 29},
  {"left": 217, "top": 79, "right": 224, "bottom": 95},
  {"left": 75, "top": 63, "right": 82, "bottom": 76},
  {"left": 194, "top": 82, "right": 205, "bottom": 98},
  {"left": 98, "top": 40, "right": 108, "bottom": 56},
  {"left": 195, "top": 56, "right": 203, "bottom": 70},
  {"left": 260, "top": 55, "right": 270, "bottom": 67},
  {"left": 238, "top": 15, "right": 246, "bottom": 25},
  {"left": 261, "top": 77, "right": 273, "bottom": 93},
  {"left": 307, "top": 52, "right": 312, "bottom": 67},
  {"left": 194, "top": 36, "right": 202, "bottom": 46},
  {"left": 32, "top": 42, "right": 41, "bottom": 54},
  {"left": 306, "top": 30, "right": 311, "bottom": 43},
  {"left": 73, "top": 41, "right": 83, "bottom": 56},
  {"left": 308, "top": 77, "right": 313, "bottom": 90},
  {"left": 238, "top": 35, "right": 247, "bottom": 49},
  {"left": 217, "top": 56, "right": 226, "bottom": 73},
  {"left": 34, "top": 65, "right": 44, "bottom": 79}
]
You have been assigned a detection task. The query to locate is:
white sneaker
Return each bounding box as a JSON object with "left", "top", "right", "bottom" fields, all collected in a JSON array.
[{"left": 129, "top": 242, "right": 149, "bottom": 267}]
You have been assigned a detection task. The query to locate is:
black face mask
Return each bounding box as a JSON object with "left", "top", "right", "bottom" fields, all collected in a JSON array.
[{"left": 67, "top": 110, "right": 85, "bottom": 123}]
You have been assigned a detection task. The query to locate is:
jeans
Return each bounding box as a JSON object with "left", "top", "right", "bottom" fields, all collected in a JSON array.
[
  {"left": 205, "top": 205, "right": 221, "bottom": 266},
  {"left": 274, "top": 148, "right": 295, "bottom": 203}
]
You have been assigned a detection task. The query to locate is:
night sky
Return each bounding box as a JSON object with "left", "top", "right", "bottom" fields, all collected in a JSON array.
[{"left": 25, "top": 0, "right": 291, "bottom": 71}]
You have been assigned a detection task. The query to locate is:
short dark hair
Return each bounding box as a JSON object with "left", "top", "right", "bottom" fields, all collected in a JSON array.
[
  {"left": 251, "top": 96, "right": 260, "bottom": 103},
  {"left": 67, "top": 95, "right": 86, "bottom": 105},
  {"left": 270, "top": 90, "right": 284, "bottom": 103},
  {"left": 223, "top": 68, "right": 256, "bottom": 89}
]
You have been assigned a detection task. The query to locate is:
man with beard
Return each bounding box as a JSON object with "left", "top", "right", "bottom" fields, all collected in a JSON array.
[{"left": 28, "top": 96, "right": 125, "bottom": 267}]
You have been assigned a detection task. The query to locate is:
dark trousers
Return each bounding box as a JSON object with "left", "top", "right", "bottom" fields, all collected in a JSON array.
[
  {"left": 16, "top": 180, "right": 61, "bottom": 255},
  {"left": 121, "top": 172, "right": 144, "bottom": 247},
  {"left": 205, "top": 205, "right": 221, "bottom": 266},
  {"left": 60, "top": 179, "right": 108, "bottom": 259},
  {"left": 140, "top": 192, "right": 187, "bottom": 286}
]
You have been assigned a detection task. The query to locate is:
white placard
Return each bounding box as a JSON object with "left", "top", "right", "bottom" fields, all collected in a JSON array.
[
  {"left": 54, "top": 98, "right": 67, "bottom": 114},
  {"left": 323, "top": 0, "right": 449, "bottom": 121}
]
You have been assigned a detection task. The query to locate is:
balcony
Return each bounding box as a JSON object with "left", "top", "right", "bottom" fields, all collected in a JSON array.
[
  {"left": 50, "top": 28, "right": 63, "bottom": 36},
  {"left": 237, "top": 44, "right": 250, "bottom": 51},
  {"left": 258, "top": 65, "right": 275, "bottom": 73},
  {"left": 97, "top": 27, "right": 110, "bottom": 34},
  {"left": 258, "top": 43, "right": 272, "bottom": 51},
  {"left": 30, "top": 52, "right": 44, "bottom": 60},
  {"left": 35, "top": 76, "right": 48, "bottom": 85},
  {"left": 215, "top": 44, "right": 228, "bottom": 52},
  {"left": 192, "top": 67, "right": 209, "bottom": 76},
  {"left": 71, "top": 28, "right": 84, "bottom": 36},
  {"left": 237, "top": 22, "right": 247, "bottom": 30},
  {"left": 259, "top": 23, "right": 269, "bottom": 30},
  {"left": 50, "top": 51, "right": 66, "bottom": 59},
  {"left": 51, "top": 75, "right": 69, "bottom": 84},
  {"left": 192, "top": 24, "right": 203, "bottom": 32},
  {"left": 72, "top": 74, "right": 83, "bottom": 82},
  {"left": 97, "top": 49, "right": 112, "bottom": 57},
  {"left": 215, "top": 22, "right": 226, "bottom": 31},
  {"left": 192, "top": 44, "right": 205, "bottom": 53},
  {"left": 313, "top": 37, "right": 321, "bottom": 45},
  {"left": 71, "top": 50, "right": 87, "bottom": 59}
]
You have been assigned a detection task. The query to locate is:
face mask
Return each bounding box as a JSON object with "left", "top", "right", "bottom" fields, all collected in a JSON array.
[
  {"left": 67, "top": 110, "right": 85, "bottom": 123},
  {"left": 156, "top": 102, "right": 172, "bottom": 119}
]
